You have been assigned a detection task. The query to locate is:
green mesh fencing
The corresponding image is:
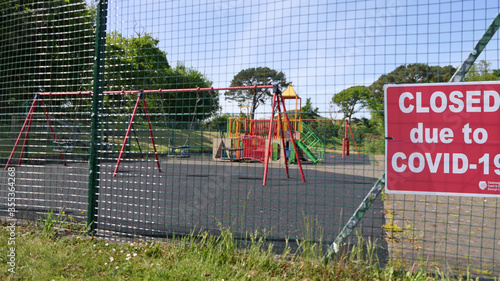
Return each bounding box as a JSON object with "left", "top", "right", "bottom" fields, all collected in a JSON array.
[
  {"left": 1, "top": 0, "right": 500, "bottom": 278},
  {"left": 0, "top": 0, "right": 95, "bottom": 223}
]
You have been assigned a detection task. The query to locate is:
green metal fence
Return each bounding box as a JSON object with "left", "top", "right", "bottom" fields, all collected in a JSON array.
[{"left": 1, "top": 0, "right": 499, "bottom": 278}]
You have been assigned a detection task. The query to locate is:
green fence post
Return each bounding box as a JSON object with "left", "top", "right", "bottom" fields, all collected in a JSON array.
[
  {"left": 450, "top": 11, "right": 500, "bottom": 82},
  {"left": 87, "top": 0, "right": 108, "bottom": 234}
]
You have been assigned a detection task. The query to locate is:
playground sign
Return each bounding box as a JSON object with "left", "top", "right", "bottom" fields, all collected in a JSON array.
[{"left": 385, "top": 82, "right": 500, "bottom": 197}]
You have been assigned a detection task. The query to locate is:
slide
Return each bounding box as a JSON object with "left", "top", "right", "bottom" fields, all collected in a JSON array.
[{"left": 296, "top": 140, "right": 320, "bottom": 163}]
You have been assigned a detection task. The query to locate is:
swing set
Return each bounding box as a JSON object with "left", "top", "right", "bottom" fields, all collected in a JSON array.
[{"left": 3, "top": 90, "right": 162, "bottom": 177}]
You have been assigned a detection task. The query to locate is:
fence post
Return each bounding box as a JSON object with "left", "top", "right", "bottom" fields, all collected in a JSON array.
[
  {"left": 450, "top": 11, "right": 500, "bottom": 82},
  {"left": 87, "top": 0, "right": 108, "bottom": 234}
]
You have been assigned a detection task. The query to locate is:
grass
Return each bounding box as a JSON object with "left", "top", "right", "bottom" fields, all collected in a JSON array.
[{"left": 2, "top": 217, "right": 497, "bottom": 281}]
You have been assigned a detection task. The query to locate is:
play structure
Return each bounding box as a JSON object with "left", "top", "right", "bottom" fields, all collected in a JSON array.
[
  {"left": 5, "top": 88, "right": 210, "bottom": 177},
  {"left": 214, "top": 84, "right": 316, "bottom": 164},
  {"left": 213, "top": 84, "right": 359, "bottom": 166}
]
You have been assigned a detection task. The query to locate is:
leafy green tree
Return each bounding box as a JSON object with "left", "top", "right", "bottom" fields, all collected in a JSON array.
[
  {"left": 0, "top": 0, "right": 95, "bottom": 116},
  {"left": 300, "top": 98, "right": 320, "bottom": 120},
  {"left": 105, "top": 33, "right": 217, "bottom": 122},
  {"left": 366, "top": 63, "right": 456, "bottom": 124},
  {"left": 162, "top": 63, "right": 219, "bottom": 123},
  {"left": 332, "top": 86, "right": 368, "bottom": 121},
  {"left": 465, "top": 60, "right": 500, "bottom": 81},
  {"left": 225, "top": 67, "right": 288, "bottom": 119},
  {"left": 105, "top": 32, "right": 170, "bottom": 91},
  {"left": 203, "top": 114, "right": 231, "bottom": 131}
]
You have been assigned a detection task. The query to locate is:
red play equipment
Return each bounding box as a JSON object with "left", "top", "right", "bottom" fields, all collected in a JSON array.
[
  {"left": 341, "top": 120, "right": 360, "bottom": 158},
  {"left": 222, "top": 85, "right": 360, "bottom": 166},
  {"left": 112, "top": 90, "right": 161, "bottom": 177},
  {"left": 3, "top": 90, "right": 163, "bottom": 177},
  {"left": 4, "top": 92, "right": 71, "bottom": 168},
  {"left": 262, "top": 85, "right": 306, "bottom": 185}
]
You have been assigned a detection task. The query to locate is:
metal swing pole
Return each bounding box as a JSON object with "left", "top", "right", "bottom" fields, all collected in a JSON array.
[
  {"left": 113, "top": 90, "right": 161, "bottom": 177},
  {"left": 113, "top": 92, "right": 142, "bottom": 177},
  {"left": 263, "top": 86, "right": 306, "bottom": 186},
  {"left": 342, "top": 119, "right": 349, "bottom": 158},
  {"left": 262, "top": 91, "right": 277, "bottom": 185},
  {"left": 17, "top": 105, "right": 36, "bottom": 165},
  {"left": 4, "top": 95, "right": 38, "bottom": 169},
  {"left": 5, "top": 94, "right": 67, "bottom": 168},
  {"left": 276, "top": 94, "right": 290, "bottom": 178},
  {"left": 142, "top": 92, "right": 162, "bottom": 173},
  {"left": 277, "top": 87, "right": 305, "bottom": 183},
  {"left": 347, "top": 121, "right": 361, "bottom": 157}
]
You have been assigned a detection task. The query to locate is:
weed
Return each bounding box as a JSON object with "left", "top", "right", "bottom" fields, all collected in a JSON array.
[
  {"left": 298, "top": 215, "right": 324, "bottom": 260},
  {"left": 36, "top": 209, "right": 68, "bottom": 237},
  {"left": 382, "top": 223, "right": 403, "bottom": 232},
  {"left": 145, "top": 242, "right": 164, "bottom": 258}
]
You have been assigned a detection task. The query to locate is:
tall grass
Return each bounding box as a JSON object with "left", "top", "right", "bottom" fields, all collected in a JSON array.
[{"left": 1, "top": 217, "right": 497, "bottom": 280}]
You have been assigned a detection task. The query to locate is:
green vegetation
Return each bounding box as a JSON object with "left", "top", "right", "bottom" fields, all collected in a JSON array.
[
  {"left": 464, "top": 60, "right": 500, "bottom": 82},
  {"left": 332, "top": 85, "right": 369, "bottom": 121},
  {"left": 300, "top": 98, "right": 321, "bottom": 120},
  {"left": 3, "top": 219, "right": 494, "bottom": 280},
  {"left": 105, "top": 31, "right": 219, "bottom": 123},
  {"left": 0, "top": 0, "right": 95, "bottom": 115},
  {"left": 100, "top": 122, "right": 219, "bottom": 155},
  {"left": 327, "top": 61, "right": 500, "bottom": 155}
]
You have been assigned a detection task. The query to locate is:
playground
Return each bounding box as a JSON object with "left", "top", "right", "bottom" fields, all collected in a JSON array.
[{"left": 1, "top": 61, "right": 499, "bottom": 281}]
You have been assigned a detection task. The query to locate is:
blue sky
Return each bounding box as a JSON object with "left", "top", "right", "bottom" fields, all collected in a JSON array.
[{"left": 103, "top": 0, "right": 500, "bottom": 117}]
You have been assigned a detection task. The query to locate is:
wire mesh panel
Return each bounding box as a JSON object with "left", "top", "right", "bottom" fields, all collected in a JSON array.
[
  {"left": 96, "top": 0, "right": 500, "bottom": 277},
  {"left": 1, "top": 0, "right": 500, "bottom": 278},
  {"left": 92, "top": 0, "right": 387, "bottom": 262},
  {"left": 0, "top": 0, "right": 95, "bottom": 222}
]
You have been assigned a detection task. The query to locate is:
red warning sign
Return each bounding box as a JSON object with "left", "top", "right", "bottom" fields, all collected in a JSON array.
[{"left": 385, "top": 82, "right": 500, "bottom": 196}]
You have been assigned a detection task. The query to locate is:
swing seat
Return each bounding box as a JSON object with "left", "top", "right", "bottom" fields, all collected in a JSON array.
[
  {"left": 167, "top": 145, "right": 190, "bottom": 158},
  {"left": 53, "top": 140, "right": 73, "bottom": 153},
  {"left": 167, "top": 136, "right": 190, "bottom": 158}
]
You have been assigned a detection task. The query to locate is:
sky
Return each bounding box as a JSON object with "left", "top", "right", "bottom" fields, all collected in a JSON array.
[{"left": 101, "top": 0, "right": 500, "bottom": 118}]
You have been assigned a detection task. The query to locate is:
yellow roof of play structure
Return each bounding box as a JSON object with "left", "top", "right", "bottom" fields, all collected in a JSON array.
[{"left": 281, "top": 84, "right": 300, "bottom": 99}]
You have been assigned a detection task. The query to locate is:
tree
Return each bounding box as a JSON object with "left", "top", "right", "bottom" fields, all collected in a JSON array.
[
  {"left": 465, "top": 60, "right": 500, "bottom": 81},
  {"left": 105, "top": 33, "right": 217, "bottom": 122},
  {"left": 163, "top": 63, "right": 219, "bottom": 123},
  {"left": 300, "top": 98, "right": 320, "bottom": 120},
  {"left": 225, "top": 67, "right": 288, "bottom": 118},
  {"left": 332, "top": 86, "right": 368, "bottom": 121},
  {"left": 0, "top": 0, "right": 95, "bottom": 116},
  {"left": 366, "top": 63, "right": 456, "bottom": 123},
  {"left": 203, "top": 113, "right": 231, "bottom": 131},
  {"left": 105, "top": 31, "right": 170, "bottom": 91}
]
